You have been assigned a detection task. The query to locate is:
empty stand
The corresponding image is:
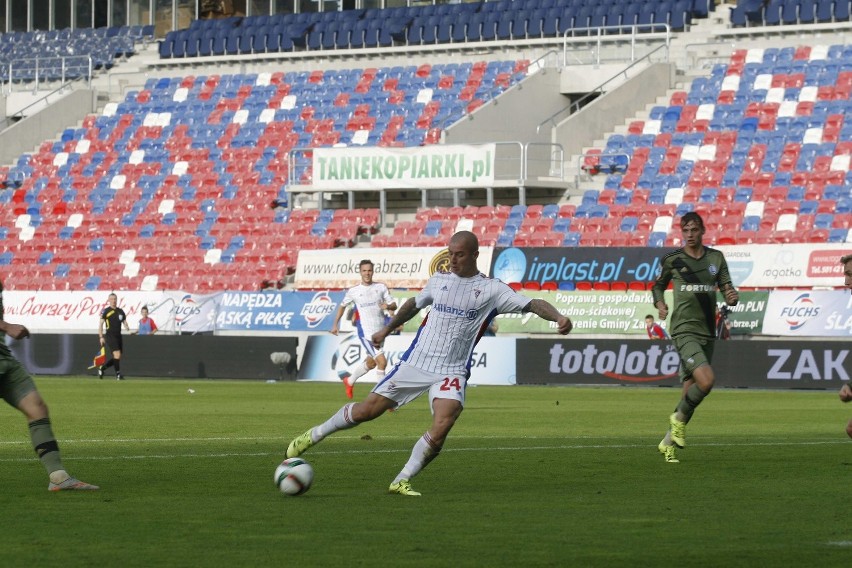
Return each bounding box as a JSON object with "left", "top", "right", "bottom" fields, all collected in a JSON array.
[{"left": 0, "top": 60, "right": 526, "bottom": 291}]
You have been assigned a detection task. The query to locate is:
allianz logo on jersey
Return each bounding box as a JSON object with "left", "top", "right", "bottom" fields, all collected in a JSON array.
[
  {"left": 432, "top": 303, "right": 478, "bottom": 320},
  {"left": 678, "top": 284, "right": 716, "bottom": 293}
]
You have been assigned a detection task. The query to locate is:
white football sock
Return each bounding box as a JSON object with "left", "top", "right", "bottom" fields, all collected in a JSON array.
[
  {"left": 393, "top": 432, "right": 441, "bottom": 483},
  {"left": 348, "top": 361, "right": 371, "bottom": 384},
  {"left": 313, "top": 403, "right": 358, "bottom": 442}
]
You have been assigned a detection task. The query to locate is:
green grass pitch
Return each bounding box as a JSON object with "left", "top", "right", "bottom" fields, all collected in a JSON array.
[{"left": 1, "top": 378, "right": 850, "bottom": 567}]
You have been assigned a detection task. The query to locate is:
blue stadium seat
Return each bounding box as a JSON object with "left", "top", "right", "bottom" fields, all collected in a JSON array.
[
  {"left": 562, "top": 231, "right": 581, "bottom": 247},
  {"left": 828, "top": 228, "right": 848, "bottom": 242}
]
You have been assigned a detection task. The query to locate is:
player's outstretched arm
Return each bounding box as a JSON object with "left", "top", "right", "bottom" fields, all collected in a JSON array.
[
  {"left": 372, "top": 297, "right": 421, "bottom": 346},
  {"left": 523, "top": 299, "right": 572, "bottom": 335},
  {"left": 0, "top": 320, "right": 29, "bottom": 340}
]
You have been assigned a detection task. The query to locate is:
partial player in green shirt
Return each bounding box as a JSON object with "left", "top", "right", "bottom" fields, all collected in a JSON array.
[
  {"left": 650, "top": 212, "right": 739, "bottom": 463},
  {"left": 0, "top": 280, "right": 99, "bottom": 491}
]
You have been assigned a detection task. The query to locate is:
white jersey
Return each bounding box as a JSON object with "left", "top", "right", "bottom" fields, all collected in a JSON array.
[
  {"left": 402, "top": 271, "right": 531, "bottom": 376},
  {"left": 342, "top": 282, "right": 395, "bottom": 337}
]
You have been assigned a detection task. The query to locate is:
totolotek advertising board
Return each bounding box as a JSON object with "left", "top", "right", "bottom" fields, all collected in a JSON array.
[{"left": 515, "top": 339, "right": 850, "bottom": 388}]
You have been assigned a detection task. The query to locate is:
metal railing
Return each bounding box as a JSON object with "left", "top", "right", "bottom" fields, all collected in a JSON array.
[
  {"left": 562, "top": 23, "right": 671, "bottom": 67},
  {"left": 537, "top": 42, "right": 671, "bottom": 135},
  {"left": 1, "top": 76, "right": 90, "bottom": 133},
  {"left": 1, "top": 55, "right": 93, "bottom": 93}
]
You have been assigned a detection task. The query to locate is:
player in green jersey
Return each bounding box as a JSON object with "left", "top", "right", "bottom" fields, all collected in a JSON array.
[
  {"left": 838, "top": 254, "right": 852, "bottom": 438},
  {"left": 0, "top": 280, "right": 99, "bottom": 491},
  {"left": 651, "top": 212, "right": 739, "bottom": 463}
]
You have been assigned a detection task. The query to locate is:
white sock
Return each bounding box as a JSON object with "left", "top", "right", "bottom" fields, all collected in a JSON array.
[
  {"left": 349, "top": 361, "right": 371, "bottom": 384},
  {"left": 393, "top": 432, "right": 441, "bottom": 483},
  {"left": 313, "top": 403, "right": 358, "bottom": 442},
  {"left": 49, "top": 469, "right": 70, "bottom": 484}
]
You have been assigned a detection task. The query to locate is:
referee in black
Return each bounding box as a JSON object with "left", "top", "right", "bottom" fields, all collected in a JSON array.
[{"left": 98, "top": 293, "right": 130, "bottom": 380}]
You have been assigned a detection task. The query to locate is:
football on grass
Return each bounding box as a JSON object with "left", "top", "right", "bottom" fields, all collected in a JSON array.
[{"left": 274, "top": 458, "right": 314, "bottom": 496}]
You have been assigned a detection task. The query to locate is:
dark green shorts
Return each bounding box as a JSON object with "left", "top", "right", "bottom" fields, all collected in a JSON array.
[
  {"left": 673, "top": 335, "right": 715, "bottom": 383},
  {"left": 0, "top": 356, "right": 37, "bottom": 407}
]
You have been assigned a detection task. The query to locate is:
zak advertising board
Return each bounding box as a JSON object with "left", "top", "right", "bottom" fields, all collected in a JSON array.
[
  {"left": 762, "top": 290, "right": 852, "bottom": 337},
  {"left": 295, "top": 246, "right": 495, "bottom": 290},
  {"left": 298, "top": 333, "right": 517, "bottom": 386},
  {"left": 490, "top": 247, "right": 672, "bottom": 285},
  {"left": 311, "top": 144, "right": 496, "bottom": 190},
  {"left": 715, "top": 243, "right": 851, "bottom": 289}
]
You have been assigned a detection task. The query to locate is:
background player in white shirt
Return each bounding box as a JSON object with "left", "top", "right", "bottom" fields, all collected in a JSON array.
[
  {"left": 330, "top": 259, "right": 398, "bottom": 399},
  {"left": 285, "top": 231, "right": 573, "bottom": 496}
]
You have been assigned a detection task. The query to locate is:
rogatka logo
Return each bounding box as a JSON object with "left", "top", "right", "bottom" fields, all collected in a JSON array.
[
  {"left": 780, "top": 293, "right": 820, "bottom": 331},
  {"left": 493, "top": 247, "right": 527, "bottom": 283}
]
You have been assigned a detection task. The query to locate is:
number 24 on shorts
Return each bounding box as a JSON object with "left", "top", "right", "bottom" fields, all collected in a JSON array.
[{"left": 439, "top": 377, "right": 463, "bottom": 391}]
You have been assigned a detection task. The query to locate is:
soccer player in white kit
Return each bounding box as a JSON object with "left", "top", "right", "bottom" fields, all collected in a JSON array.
[
  {"left": 285, "top": 231, "right": 573, "bottom": 496},
  {"left": 330, "top": 260, "right": 397, "bottom": 399}
]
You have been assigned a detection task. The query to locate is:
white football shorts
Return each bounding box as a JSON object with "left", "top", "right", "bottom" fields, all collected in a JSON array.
[{"left": 372, "top": 361, "right": 467, "bottom": 412}]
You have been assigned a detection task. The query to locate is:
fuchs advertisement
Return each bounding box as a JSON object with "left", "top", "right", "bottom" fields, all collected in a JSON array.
[
  {"left": 516, "top": 339, "right": 849, "bottom": 388},
  {"left": 762, "top": 290, "right": 852, "bottom": 337}
]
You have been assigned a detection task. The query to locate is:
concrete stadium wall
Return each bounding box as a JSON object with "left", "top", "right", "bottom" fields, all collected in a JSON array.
[
  {"left": 553, "top": 62, "right": 675, "bottom": 157},
  {"left": 0, "top": 89, "right": 97, "bottom": 167},
  {"left": 443, "top": 66, "right": 569, "bottom": 146}
]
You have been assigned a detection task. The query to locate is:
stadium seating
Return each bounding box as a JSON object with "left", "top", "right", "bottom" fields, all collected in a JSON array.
[
  {"left": 0, "top": 60, "right": 526, "bottom": 292},
  {"left": 158, "top": 0, "right": 711, "bottom": 59},
  {"left": 588, "top": 43, "right": 852, "bottom": 246},
  {"left": 0, "top": 26, "right": 152, "bottom": 83}
]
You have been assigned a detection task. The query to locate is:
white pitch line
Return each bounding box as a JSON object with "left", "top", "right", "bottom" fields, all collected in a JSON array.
[
  {"left": 0, "top": 439, "right": 848, "bottom": 464},
  {"left": 0, "top": 433, "right": 847, "bottom": 446}
]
